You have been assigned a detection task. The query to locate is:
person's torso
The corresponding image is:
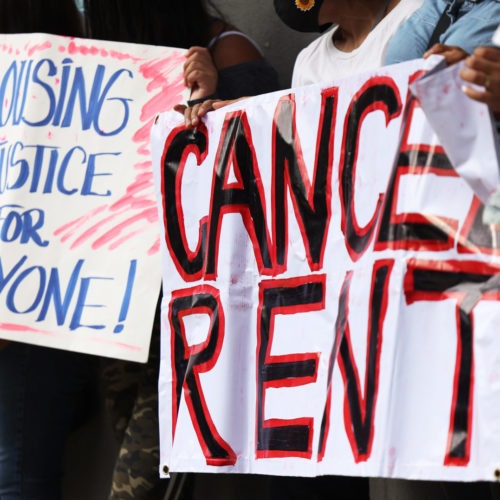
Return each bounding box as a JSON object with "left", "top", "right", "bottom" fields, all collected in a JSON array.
[{"left": 292, "top": 0, "right": 424, "bottom": 87}]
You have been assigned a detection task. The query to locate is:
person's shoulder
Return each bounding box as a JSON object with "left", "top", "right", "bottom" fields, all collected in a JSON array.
[{"left": 207, "top": 19, "right": 263, "bottom": 69}]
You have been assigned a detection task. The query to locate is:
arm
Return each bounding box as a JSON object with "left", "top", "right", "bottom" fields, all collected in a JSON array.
[
  {"left": 178, "top": 28, "right": 277, "bottom": 127},
  {"left": 182, "top": 31, "right": 263, "bottom": 102}
]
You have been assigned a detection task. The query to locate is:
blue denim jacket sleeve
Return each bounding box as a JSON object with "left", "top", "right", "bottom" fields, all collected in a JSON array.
[{"left": 385, "top": 0, "right": 500, "bottom": 65}]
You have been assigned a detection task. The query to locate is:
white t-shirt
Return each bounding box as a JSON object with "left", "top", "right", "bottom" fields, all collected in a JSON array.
[{"left": 292, "top": 0, "right": 423, "bottom": 87}]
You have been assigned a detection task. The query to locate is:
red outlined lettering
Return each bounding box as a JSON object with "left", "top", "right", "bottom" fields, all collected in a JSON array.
[
  {"left": 339, "top": 77, "right": 402, "bottom": 261},
  {"left": 271, "top": 89, "right": 337, "bottom": 273},
  {"left": 256, "top": 275, "right": 325, "bottom": 459},
  {"left": 205, "top": 111, "right": 274, "bottom": 280},
  {"left": 318, "top": 260, "right": 393, "bottom": 462},
  {"left": 375, "top": 92, "right": 460, "bottom": 252},
  {"left": 405, "top": 259, "right": 500, "bottom": 466},
  {"left": 169, "top": 285, "right": 236, "bottom": 466},
  {"left": 458, "top": 197, "right": 500, "bottom": 256},
  {"left": 160, "top": 124, "right": 208, "bottom": 281}
]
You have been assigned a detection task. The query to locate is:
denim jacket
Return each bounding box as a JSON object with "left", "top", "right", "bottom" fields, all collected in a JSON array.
[{"left": 384, "top": 0, "right": 500, "bottom": 64}]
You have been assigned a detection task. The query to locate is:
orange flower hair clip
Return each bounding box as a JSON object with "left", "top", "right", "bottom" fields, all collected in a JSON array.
[{"left": 295, "top": 0, "right": 315, "bottom": 12}]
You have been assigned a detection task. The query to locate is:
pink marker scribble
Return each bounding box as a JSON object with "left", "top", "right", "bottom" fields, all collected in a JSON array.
[
  {"left": 0, "top": 322, "right": 59, "bottom": 337},
  {"left": 54, "top": 205, "right": 108, "bottom": 242},
  {"left": 66, "top": 210, "right": 125, "bottom": 249},
  {"left": 108, "top": 229, "right": 144, "bottom": 251},
  {"left": 0, "top": 324, "right": 143, "bottom": 353},
  {"left": 148, "top": 239, "right": 160, "bottom": 255},
  {"left": 65, "top": 39, "right": 143, "bottom": 64},
  {"left": 53, "top": 48, "right": 186, "bottom": 254},
  {"left": 91, "top": 208, "right": 158, "bottom": 249},
  {"left": 25, "top": 40, "right": 52, "bottom": 57},
  {"left": 90, "top": 337, "right": 143, "bottom": 352}
]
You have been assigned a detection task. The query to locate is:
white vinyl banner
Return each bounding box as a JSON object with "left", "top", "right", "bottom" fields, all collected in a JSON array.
[
  {"left": 152, "top": 57, "right": 500, "bottom": 480},
  {"left": 0, "top": 33, "right": 186, "bottom": 362}
]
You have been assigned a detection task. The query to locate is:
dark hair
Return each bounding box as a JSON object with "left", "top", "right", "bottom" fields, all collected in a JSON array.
[
  {"left": 84, "top": 0, "right": 218, "bottom": 48},
  {"left": 0, "top": 0, "right": 84, "bottom": 37}
]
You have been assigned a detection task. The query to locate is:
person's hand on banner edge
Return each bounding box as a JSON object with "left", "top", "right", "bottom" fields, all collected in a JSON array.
[
  {"left": 174, "top": 99, "right": 221, "bottom": 127},
  {"left": 174, "top": 96, "right": 249, "bottom": 128},
  {"left": 460, "top": 47, "right": 500, "bottom": 114},
  {"left": 0, "top": 340, "right": 10, "bottom": 351},
  {"left": 424, "top": 43, "right": 469, "bottom": 66},
  {"left": 424, "top": 44, "right": 500, "bottom": 114}
]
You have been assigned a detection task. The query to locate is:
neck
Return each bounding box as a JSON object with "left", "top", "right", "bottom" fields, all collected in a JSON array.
[{"left": 324, "top": 0, "right": 397, "bottom": 51}]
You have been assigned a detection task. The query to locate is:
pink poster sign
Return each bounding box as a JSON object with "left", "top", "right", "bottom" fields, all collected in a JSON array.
[{"left": 0, "top": 33, "right": 186, "bottom": 362}]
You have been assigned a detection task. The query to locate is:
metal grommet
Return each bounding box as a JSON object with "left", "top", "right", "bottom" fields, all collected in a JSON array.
[{"left": 163, "top": 465, "right": 169, "bottom": 474}]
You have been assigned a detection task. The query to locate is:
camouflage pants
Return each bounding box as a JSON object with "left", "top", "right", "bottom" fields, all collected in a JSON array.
[{"left": 101, "top": 303, "right": 169, "bottom": 500}]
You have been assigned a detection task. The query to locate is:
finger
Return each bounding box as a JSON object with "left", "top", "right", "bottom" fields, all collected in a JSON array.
[
  {"left": 184, "top": 67, "right": 203, "bottom": 89},
  {"left": 184, "top": 61, "right": 205, "bottom": 87},
  {"left": 212, "top": 98, "right": 239, "bottom": 109},
  {"left": 186, "top": 46, "right": 209, "bottom": 58},
  {"left": 184, "top": 102, "right": 206, "bottom": 128},
  {"left": 182, "top": 105, "right": 194, "bottom": 128},
  {"left": 463, "top": 79, "right": 500, "bottom": 112},
  {"left": 184, "top": 49, "right": 212, "bottom": 71},
  {"left": 184, "top": 59, "right": 205, "bottom": 74},
  {"left": 186, "top": 103, "right": 202, "bottom": 127},
  {"left": 444, "top": 48, "right": 469, "bottom": 65},
  {"left": 183, "top": 48, "right": 211, "bottom": 85},
  {"left": 465, "top": 54, "right": 500, "bottom": 77},
  {"left": 184, "top": 63, "right": 217, "bottom": 93},
  {"left": 189, "top": 100, "right": 219, "bottom": 127},
  {"left": 460, "top": 66, "right": 490, "bottom": 88},
  {"left": 183, "top": 59, "right": 191, "bottom": 88},
  {"left": 196, "top": 99, "right": 217, "bottom": 118},
  {"left": 472, "top": 46, "right": 500, "bottom": 64},
  {"left": 185, "top": 67, "right": 210, "bottom": 86},
  {"left": 461, "top": 84, "right": 494, "bottom": 105},
  {"left": 174, "top": 104, "right": 187, "bottom": 115},
  {"left": 212, "top": 101, "right": 229, "bottom": 110},
  {"left": 423, "top": 43, "right": 450, "bottom": 58},
  {"left": 424, "top": 44, "right": 469, "bottom": 65},
  {"left": 184, "top": 53, "right": 212, "bottom": 72},
  {"left": 186, "top": 73, "right": 218, "bottom": 100}
]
